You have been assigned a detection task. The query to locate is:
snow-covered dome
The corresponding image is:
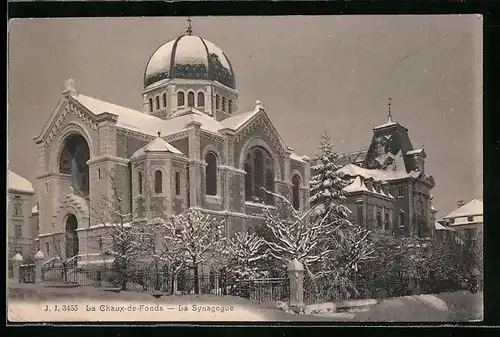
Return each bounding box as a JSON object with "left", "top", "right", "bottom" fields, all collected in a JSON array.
[{"left": 144, "top": 34, "right": 236, "bottom": 89}]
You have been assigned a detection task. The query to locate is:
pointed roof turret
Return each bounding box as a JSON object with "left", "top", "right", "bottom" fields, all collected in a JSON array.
[{"left": 131, "top": 134, "right": 183, "bottom": 159}]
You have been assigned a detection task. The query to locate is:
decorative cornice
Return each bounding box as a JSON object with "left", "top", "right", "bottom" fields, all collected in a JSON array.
[
  {"left": 116, "top": 127, "right": 156, "bottom": 142},
  {"left": 87, "top": 155, "right": 130, "bottom": 167},
  {"left": 218, "top": 165, "right": 246, "bottom": 175}
]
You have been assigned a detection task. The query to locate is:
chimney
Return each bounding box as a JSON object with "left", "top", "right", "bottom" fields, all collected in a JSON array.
[{"left": 457, "top": 200, "right": 465, "bottom": 208}]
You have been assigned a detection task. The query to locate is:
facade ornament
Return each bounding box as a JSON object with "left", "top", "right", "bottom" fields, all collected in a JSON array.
[
  {"left": 63, "top": 78, "right": 77, "bottom": 96},
  {"left": 255, "top": 100, "right": 263, "bottom": 111},
  {"left": 387, "top": 97, "right": 392, "bottom": 122}
]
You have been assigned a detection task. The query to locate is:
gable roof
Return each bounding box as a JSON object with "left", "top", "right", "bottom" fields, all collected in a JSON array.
[
  {"left": 131, "top": 136, "right": 183, "bottom": 159},
  {"left": 444, "top": 199, "right": 483, "bottom": 219},
  {"left": 8, "top": 170, "right": 35, "bottom": 194},
  {"left": 336, "top": 162, "right": 420, "bottom": 182}
]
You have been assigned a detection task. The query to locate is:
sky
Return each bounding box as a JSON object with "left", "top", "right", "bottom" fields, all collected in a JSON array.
[{"left": 7, "top": 15, "right": 483, "bottom": 217}]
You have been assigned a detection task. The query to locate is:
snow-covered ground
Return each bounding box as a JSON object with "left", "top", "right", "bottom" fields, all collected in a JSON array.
[{"left": 8, "top": 282, "right": 482, "bottom": 322}]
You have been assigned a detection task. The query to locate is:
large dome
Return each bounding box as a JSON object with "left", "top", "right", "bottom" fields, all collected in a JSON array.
[{"left": 144, "top": 34, "right": 236, "bottom": 89}]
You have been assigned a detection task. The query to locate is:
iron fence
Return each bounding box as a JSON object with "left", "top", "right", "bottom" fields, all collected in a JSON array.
[{"left": 19, "top": 264, "right": 35, "bottom": 283}]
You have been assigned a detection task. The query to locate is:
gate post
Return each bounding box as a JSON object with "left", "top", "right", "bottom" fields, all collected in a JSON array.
[
  {"left": 287, "top": 258, "right": 304, "bottom": 309},
  {"left": 12, "top": 253, "right": 24, "bottom": 282},
  {"left": 35, "top": 250, "right": 45, "bottom": 283}
]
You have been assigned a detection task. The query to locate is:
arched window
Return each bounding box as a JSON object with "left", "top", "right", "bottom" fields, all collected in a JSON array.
[
  {"left": 138, "top": 171, "right": 143, "bottom": 194},
  {"left": 162, "top": 93, "right": 167, "bottom": 107},
  {"left": 59, "top": 134, "right": 90, "bottom": 197},
  {"left": 155, "top": 96, "right": 160, "bottom": 110},
  {"left": 205, "top": 152, "right": 217, "bottom": 196},
  {"left": 177, "top": 92, "right": 185, "bottom": 106},
  {"left": 292, "top": 175, "right": 300, "bottom": 210},
  {"left": 149, "top": 98, "right": 153, "bottom": 113},
  {"left": 188, "top": 91, "right": 195, "bottom": 107},
  {"left": 197, "top": 92, "right": 205, "bottom": 107},
  {"left": 244, "top": 163, "right": 252, "bottom": 201},
  {"left": 228, "top": 99, "right": 233, "bottom": 114},
  {"left": 399, "top": 211, "right": 405, "bottom": 229},
  {"left": 216, "top": 94, "right": 220, "bottom": 109},
  {"left": 244, "top": 146, "right": 274, "bottom": 205},
  {"left": 154, "top": 170, "right": 162, "bottom": 194},
  {"left": 221, "top": 97, "right": 227, "bottom": 112}
]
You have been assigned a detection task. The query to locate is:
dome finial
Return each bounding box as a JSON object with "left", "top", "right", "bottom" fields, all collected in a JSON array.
[
  {"left": 157, "top": 131, "right": 161, "bottom": 138},
  {"left": 387, "top": 97, "right": 393, "bottom": 122},
  {"left": 186, "top": 17, "right": 193, "bottom": 35}
]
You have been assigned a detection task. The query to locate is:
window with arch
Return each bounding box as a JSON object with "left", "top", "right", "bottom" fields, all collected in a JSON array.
[
  {"left": 177, "top": 92, "right": 185, "bottom": 106},
  {"left": 155, "top": 96, "right": 160, "bottom": 110},
  {"left": 399, "top": 211, "right": 405, "bottom": 228},
  {"left": 162, "top": 93, "right": 167, "bottom": 107},
  {"left": 292, "top": 174, "right": 301, "bottom": 210},
  {"left": 59, "top": 134, "right": 90, "bottom": 197},
  {"left": 154, "top": 170, "right": 163, "bottom": 194},
  {"left": 149, "top": 98, "right": 153, "bottom": 113},
  {"left": 221, "top": 97, "right": 227, "bottom": 112},
  {"left": 216, "top": 94, "right": 220, "bottom": 109},
  {"left": 188, "top": 91, "right": 195, "bottom": 107},
  {"left": 205, "top": 152, "right": 217, "bottom": 196},
  {"left": 228, "top": 99, "right": 233, "bottom": 114},
  {"left": 138, "top": 171, "right": 143, "bottom": 195},
  {"left": 175, "top": 172, "right": 181, "bottom": 195},
  {"left": 197, "top": 92, "right": 205, "bottom": 107},
  {"left": 244, "top": 146, "right": 274, "bottom": 204}
]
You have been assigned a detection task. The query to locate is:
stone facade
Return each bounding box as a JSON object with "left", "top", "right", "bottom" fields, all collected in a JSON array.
[{"left": 33, "top": 32, "right": 310, "bottom": 260}]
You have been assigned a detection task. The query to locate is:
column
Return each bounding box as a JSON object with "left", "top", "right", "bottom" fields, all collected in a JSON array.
[{"left": 287, "top": 258, "right": 304, "bottom": 308}]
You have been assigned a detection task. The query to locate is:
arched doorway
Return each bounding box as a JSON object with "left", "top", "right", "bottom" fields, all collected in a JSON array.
[
  {"left": 59, "top": 134, "right": 90, "bottom": 197},
  {"left": 65, "top": 214, "right": 79, "bottom": 258}
]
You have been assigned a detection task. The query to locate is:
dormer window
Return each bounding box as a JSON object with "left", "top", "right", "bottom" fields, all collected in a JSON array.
[
  {"left": 156, "top": 96, "right": 160, "bottom": 110},
  {"left": 228, "top": 99, "right": 233, "bottom": 114},
  {"left": 188, "top": 91, "right": 195, "bottom": 107}
]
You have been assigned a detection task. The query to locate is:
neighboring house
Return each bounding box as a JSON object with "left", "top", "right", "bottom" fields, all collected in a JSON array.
[
  {"left": 33, "top": 21, "right": 310, "bottom": 262},
  {"left": 333, "top": 110, "right": 436, "bottom": 238},
  {"left": 443, "top": 199, "right": 483, "bottom": 247},
  {"left": 8, "top": 170, "right": 36, "bottom": 258}
]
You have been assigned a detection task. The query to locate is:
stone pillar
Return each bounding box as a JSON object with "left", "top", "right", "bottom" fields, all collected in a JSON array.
[
  {"left": 287, "top": 258, "right": 304, "bottom": 308},
  {"left": 35, "top": 250, "right": 45, "bottom": 283},
  {"left": 12, "top": 253, "right": 23, "bottom": 282}
]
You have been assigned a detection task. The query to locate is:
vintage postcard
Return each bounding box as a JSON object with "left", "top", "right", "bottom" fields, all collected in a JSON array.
[{"left": 7, "top": 15, "right": 483, "bottom": 323}]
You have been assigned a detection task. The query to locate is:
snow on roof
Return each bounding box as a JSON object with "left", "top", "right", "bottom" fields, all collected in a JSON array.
[
  {"left": 407, "top": 148, "right": 425, "bottom": 156},
  {"left": 374, "top": 119, "right": 397, "bottom": 130},
  {"left": 75, "top": 95, "right": 224, "bottom": 137},
  {"left": 336, "top": 162, "right": 415, "bottom": 182},
  {"left": 32, "top": 204, "right": 39, "bottom": 214},
  {"left": 8, "top": 170, "right": 35, "bottom": 194},
  {"left": 444, "top": 199, "right": 483, "bottom": 219},
  {"left": 290, "top": 153, "right": 305, "bottom": 163},
  {"left": 434, "top": 221, "right": 454, "bottom": 231},
  {"left": 219, "top": 109, "right": 259, "bottom": 131},
  {"left": 343, "top": 176, "right": 369, "bottom": 193},
  {"left": 131, "top": 136, "right": 183, "bottom": 159},
  {"left": 343, "top": 176, "right": 394, "bottom": 199}
]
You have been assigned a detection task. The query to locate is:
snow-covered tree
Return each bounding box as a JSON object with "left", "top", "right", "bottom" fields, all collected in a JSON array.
[
  {"left": 261, "top": 188, "right": 344, "bottom": 294},
  {"left": 87, "top": 173, "right": 156, "bottom": 290},
  {"left": 158, "top": 209, "right": 226, "bottom": 294},
  {"left": 309, "top": 133, "right": 351, "bottom": 227},
  {"left": 220, "top": 231, "right": 268, "bottom": 280}
]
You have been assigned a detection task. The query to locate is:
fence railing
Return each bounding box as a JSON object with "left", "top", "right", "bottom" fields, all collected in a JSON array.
[{"left": 19, "top": 264, "right": 36, "bottom": 283}]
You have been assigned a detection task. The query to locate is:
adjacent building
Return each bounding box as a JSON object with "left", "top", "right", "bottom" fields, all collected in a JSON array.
[
  {"left": 8, "top": 170, "right": 37, "bottom": 258},
  {"left": 33, "top": 22, "right": 310, "bottom": 261},
  {"left": 334, "top": 110, "right": 436, "bottom": 237},
  {"left": 442, "top": 199, "right": 483, "bottom": 247}
]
